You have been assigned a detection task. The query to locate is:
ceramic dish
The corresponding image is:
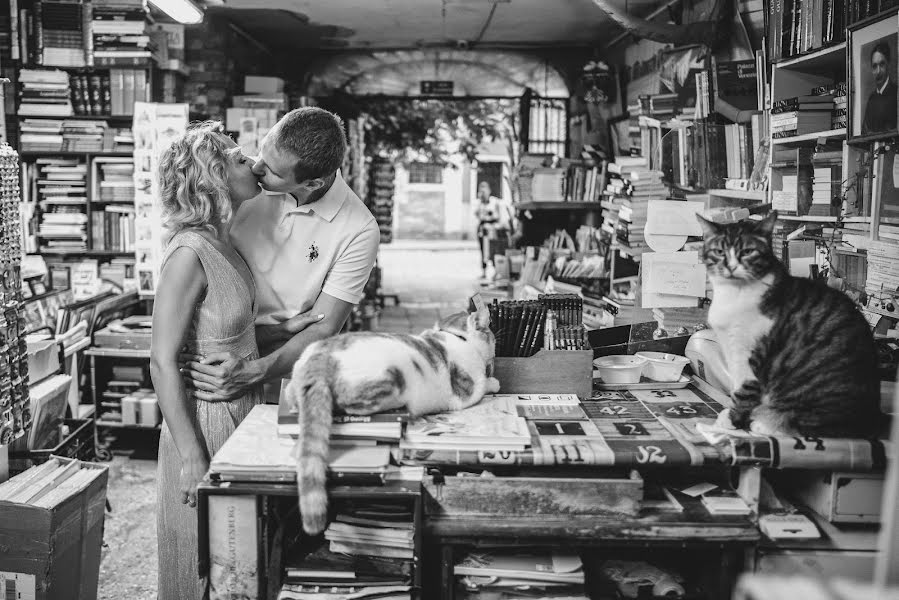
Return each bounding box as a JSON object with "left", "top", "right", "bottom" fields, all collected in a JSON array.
[
  {"left": 592, "top": 355, "right": 647, "bottom": 384},
  {"left": 593, "top": 373, "right": 692, "bottom": 391},
  {"left": 634, "top": 351, "right": 691, "bottom": 382}
]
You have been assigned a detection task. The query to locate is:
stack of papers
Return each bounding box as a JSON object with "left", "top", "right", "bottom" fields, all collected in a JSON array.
[
  {"left": 401, "top": 396, "right": 530, "bottom": 452},
  {"left": 455, "top": 550, "right": 587, "bottom": 598}
]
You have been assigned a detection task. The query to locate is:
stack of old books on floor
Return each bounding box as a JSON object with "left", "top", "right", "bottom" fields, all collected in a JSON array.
[
  {"left": 454, "top": 549, "right": 587, "bottom": 599},
  {"left": 279, "top": 503, "right": 414, "bottom": 600}
]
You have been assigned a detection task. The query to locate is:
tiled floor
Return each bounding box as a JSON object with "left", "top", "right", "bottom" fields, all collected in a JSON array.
[{"left": 95, "top": 240, "right": 483, "bottom": 599}]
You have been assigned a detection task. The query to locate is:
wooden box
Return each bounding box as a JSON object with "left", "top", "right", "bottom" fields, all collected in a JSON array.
[
  {"left": 423, "top": 469, "right": 642, "bottom": 518},
  {"left": 0, "top": 457, "right": 109, "bottom": 600},
  {"left": 493, "top": 350, "right": 593, "bottom": 398}
]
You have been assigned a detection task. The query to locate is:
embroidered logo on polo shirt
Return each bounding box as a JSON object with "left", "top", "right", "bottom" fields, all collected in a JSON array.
[{"left": 308, "top": 243, "right": 319, "bottom": 262}]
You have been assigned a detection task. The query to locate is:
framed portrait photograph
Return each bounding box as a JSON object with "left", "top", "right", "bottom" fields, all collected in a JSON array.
[{"left": 849, "top": 10, "right": 899, "bottom": 141}]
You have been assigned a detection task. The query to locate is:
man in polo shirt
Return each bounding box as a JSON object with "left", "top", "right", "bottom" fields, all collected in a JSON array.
[{"left": 182, "top": 107, "right": 379, "bottom": 403}]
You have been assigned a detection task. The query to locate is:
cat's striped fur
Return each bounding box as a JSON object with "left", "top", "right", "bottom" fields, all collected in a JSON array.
[
  {"left": 286, "top": 310, "right": 498, "bottom": 534},
  {"left": 698, "top": 211, "right": 881, "bottom": 438}
]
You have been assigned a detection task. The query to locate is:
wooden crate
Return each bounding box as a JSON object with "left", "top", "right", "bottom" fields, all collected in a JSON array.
[
  {"left": 493, "top": 349, "right": 593, "bottom": 398},
  {"left": 423, "top": 470, "right": 642, "bottom": 518},
  {"left": 0, "top": 457, "right": 109, "bottom": 600}
]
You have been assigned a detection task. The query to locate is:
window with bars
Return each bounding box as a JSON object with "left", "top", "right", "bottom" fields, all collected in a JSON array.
[
  {"left": 408, "top": 163, "right": 443, "bottom": 184},
  {"left": 528, "top": 97, "right": 567, "bottom": 157}
]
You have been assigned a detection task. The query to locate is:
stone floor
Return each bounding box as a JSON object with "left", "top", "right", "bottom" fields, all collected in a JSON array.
[{"left": 95, "top": 240, "right": 482, "bottom": 599}]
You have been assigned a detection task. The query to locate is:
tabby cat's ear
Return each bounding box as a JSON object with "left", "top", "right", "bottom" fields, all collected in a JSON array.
[
  {"left": 755, "top": 210, "right": 778, "bottom": 236},
  {"left": 475, "top": 308, "right": 490, "bottom": 329},
  {"left": 695, "top": 213, "right": 721, "bottom": 238}
]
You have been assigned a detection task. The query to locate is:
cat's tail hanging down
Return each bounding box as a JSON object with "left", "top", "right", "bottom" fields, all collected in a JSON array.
[{"left": 291, "top": 350, "right": 334, "bottom": 535}]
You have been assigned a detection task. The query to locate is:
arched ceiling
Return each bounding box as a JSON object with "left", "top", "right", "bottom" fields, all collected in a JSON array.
[
  {"left": 307, "top": 50, "right": 569, "bottom": 97},
  {"left": 209, "top": 0, "right": 663, "bottom": 51}
]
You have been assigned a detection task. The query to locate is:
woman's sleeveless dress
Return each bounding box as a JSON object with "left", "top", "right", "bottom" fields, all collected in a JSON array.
[{"left": 155, "top": 230, "right": 263, "bottom": 600}]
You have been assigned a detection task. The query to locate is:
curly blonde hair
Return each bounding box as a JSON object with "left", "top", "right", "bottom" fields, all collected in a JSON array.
[{"left": 157, "top": 121, "right": 233, "bottom": 234}]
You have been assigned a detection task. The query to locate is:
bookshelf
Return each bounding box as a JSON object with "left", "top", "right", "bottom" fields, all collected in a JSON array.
[
  {"left": 707, "top": 189, "right": 768, "bottom": 201},
  {"left": 774, "top": 42, "right": 847, "bottom": 70},
  {"left": 515, "top": 201, "right": 604, "bottom": 211},
  {"left": 771, "top": 128, "right": 847, "bottom": 145}
]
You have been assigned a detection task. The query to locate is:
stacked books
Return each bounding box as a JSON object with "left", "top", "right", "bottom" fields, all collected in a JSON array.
[
  {"left": 325, "top": 503, "right": 415, "bottom": 560},
  {"left": 109, "top": 127, "right": 134, "bottom": 152},
  {"left": 91, "top": 0, "right": 153, "bottom": 67},
  {"left": 277, "top": 394, "right": 406, "bottom": 445},
  {"left": 400, "top": 395, "right": 530, "bottom": 453},
  {"left": 61, "top": 119, "right": 106, "bottom": 152},
  {"left": 20, "top": 119, "right": 64, "bottom": 152},
  {"left": 36, "top": 159, "right": 88, "bottom": 253},
  {"left": 0, "top": 457, "right": 105, "bottom": 507},
  {"left": 809, "top": 164, "right": 838, "bottom": 217},
  {"left": 280, "top": 542, "right": 412, "bottom": 600},
  {"left": 611, "top": 158, "right": 665, "bottom": 253},
  {"left": 455, "top": 550, "right": 587, "bottom": 599},
  {"left": 770, "top": 95, "right": 834, "bottom": 139},
  {"left": 18, "top": 69, "right": 73, "bottom": 118},
  {"left": 97, "top": 160, "right": 135, "bottom": 201},
  {"left": 829, "top": 83, "right": 847, "bottom": 130},
  {"left": 38, "top": 1, "right": 89, "bottom": 67}
]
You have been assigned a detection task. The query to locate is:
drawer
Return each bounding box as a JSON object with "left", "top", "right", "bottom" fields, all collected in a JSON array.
[{"left": 423, "top": 469, "right": 642, "bottom": 518}]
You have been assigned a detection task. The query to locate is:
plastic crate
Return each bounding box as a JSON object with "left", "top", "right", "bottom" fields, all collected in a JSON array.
[{"left": 10, "top": 418, "right": 94, "bottom": 472}]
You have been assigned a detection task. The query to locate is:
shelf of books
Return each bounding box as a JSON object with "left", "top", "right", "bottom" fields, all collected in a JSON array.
[{"left": 706, "top": 189, "right": 768, "bottom": 201}]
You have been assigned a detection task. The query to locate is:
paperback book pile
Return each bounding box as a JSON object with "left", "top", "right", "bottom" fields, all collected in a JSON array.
[
  {"left": 614, "top": 160, "right": 665, "bottom": 253},
  {"left": 20, "top": 118, "right": 64, "bottom": 152},
  {"left": 35, "top": 158, "right": 88, "bottom": 253},
  {"left": 828, "top": 83, "right": 847, "bottom": 130},
  {"left": 61, "top": 119, "right": 106, "bottom": 152},
  {"left": 280, "top": 538, "right": 412, "bottom": 600},
  {"left": 770, "top": 95, "right": 833, "bottom": 139},
  {"left": 91, "top": 0, "right": 154, "bottom": 67},
  {"left": 18, "top": 69, "right": 73, "bottom": 118},
  {"left": 454, "top": 550, "right": 587, "bottom": 599},
  {"left": 277, "top": 392, "right": 406, "bottom": 444},
  {"left": 98, "top": 160, "right": 135, "bottom": 201},
  {"left": 400, "top": 395, "right": 530, "bottom": 453},
  {"left": 325, "top": 503, "right": 415, "bottom": 560}
]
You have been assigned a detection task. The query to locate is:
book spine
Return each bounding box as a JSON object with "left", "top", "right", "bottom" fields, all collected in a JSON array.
[
  {"left": 83, "top": 0, "right": 93, "bottom": 67},
  {"left": 33, "top": 1, "right": 42, "bottom": 65},
  {"left": 10, "top": 0, "right": 19, "bottom": 61}
]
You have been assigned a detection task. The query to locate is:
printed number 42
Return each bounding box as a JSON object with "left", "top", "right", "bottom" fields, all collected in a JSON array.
[
  {"left": 636, "top": 445, "right": 667, "bottom": 464},
  {"left": 599, "top": 405, "right": 628, "bottom": 415}
]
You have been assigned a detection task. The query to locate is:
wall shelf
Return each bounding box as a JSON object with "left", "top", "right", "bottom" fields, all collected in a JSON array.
[
  {"left": 774, "top": 42, "right": 847, "bottom": 70},
  {"left": 19, "top": 151, "right": 133, "bottom": 158},
  {"left": 515, "top": 201, "right": 604, "bottom": 211},
  {"left": 707, "top": 189, "right": 767, "bottom": 201},
  {"left": 772, "top": 129, "right": 847, "bottom": 145}
]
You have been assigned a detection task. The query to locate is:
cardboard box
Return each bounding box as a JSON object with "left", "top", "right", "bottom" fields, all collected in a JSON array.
[
  {"left": 244, "top": 75, "right": 284, "bottom": 94},
  {"left": 494, "top": 349, "right": 593, "bottom": 398},
  {"left": 0, "top": 457, "right": 109, "bottom": 600}
]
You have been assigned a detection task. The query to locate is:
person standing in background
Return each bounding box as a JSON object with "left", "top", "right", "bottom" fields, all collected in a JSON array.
[{"left": 474, "top": 181, "right": 514, "bottom": 278}]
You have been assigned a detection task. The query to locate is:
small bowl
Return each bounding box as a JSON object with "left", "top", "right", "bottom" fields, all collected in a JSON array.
[
  {"left": 593, "top": 355, "right": 648, "bottom": 384},
  {"left": 635, "top": 351, "right": 690, "bottom": 382}
]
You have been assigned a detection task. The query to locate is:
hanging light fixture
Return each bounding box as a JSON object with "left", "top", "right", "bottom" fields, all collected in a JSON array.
[{"left": 148, "top": 0, "right": 204, "bottom": 24}]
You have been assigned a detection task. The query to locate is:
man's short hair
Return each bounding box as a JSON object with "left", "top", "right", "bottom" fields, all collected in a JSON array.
[
  {"left": 872, "top": 42, "right": 891, "bottom": 64},
  {"left": 271, "top": 107, "right": 347, "bottom": 183}
]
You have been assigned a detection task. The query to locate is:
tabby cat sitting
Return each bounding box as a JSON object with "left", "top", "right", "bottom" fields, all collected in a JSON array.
[
  {"left": 697, "top": 211, "right": 881, "bottom": 438},
  {"left": 286, "top": 310, "right": 499, "bottom": 535}
]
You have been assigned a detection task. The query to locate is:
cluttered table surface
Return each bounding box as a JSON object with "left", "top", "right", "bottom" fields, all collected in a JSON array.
[{"left": 208, "top": 380, "right": 888, "bottom": 484}]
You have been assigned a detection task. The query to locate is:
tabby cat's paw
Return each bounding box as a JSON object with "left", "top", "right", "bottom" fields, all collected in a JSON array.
[
  {"left": 486, "top": 377, "right": 501, "bottom": 393},
  {"left": 749, "top": 419, "right": 778, "bottom": 436},
  {"left": 715, "top": 408, "right": 737, "bottom": 430}
]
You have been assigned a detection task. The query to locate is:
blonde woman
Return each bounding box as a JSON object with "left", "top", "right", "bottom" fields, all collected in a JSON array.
[{"left": 150, "top": 122, "right": 320, "bottom": 599}]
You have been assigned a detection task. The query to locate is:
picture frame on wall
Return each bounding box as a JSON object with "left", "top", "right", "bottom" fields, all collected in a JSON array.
[{"left": 849, "top": 10, "right": 899, "bottom": 142}]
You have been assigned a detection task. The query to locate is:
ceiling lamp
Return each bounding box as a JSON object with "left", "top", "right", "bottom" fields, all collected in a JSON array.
[{"left": 148, "top": 0, "right": 204, "bottom": 24}]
